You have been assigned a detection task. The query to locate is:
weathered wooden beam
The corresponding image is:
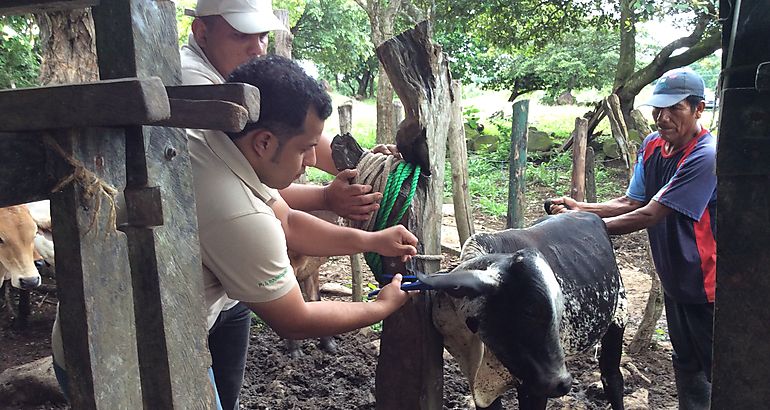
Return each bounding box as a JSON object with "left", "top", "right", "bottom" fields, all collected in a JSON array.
[
  {"left": 0, "top": 134, "right": 54, "bottom": 207},
  {"left": 0, "top": 0, "right": 97, "bottom": 15},
  {"left": 92, "top": 0, "right": 215, "bottom": 408},
  {"left": 153, "top": 99, "right": 249, "bottom": 132},
  {"left": 0, "top": 77, "right": 169, "bottom": 132},
  {"left": 375, "top": 20, "right": 451, "bottom": 409},
  {"left": 50, "top": 128, "right": 142, "bottom": 409},
  {"left": 166, "top": 83, "right": 260, "bottom": 122}
]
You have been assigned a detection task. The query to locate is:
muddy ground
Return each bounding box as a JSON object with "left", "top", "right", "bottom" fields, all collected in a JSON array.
[{"left": 1, "top": 187, "right": 678, "bottom": 409}]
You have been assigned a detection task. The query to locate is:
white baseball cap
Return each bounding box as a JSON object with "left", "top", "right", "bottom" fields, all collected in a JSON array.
[{"left": 185, "top": 0, "right": 288, "bottom": 34}]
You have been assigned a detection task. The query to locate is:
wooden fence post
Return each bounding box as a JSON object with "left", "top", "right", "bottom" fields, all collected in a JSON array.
[
  {"left": 507, "top": 99, "right": 529, "bottom": 229},
  {"left": 570, "top": 117, "right": 588, "bottom": 202},
  {"left": 273, "top": 10, "right": 292, "bottom": 58},
  {"left": 337, "top": 100, "right": 364, "bottom": 302},
  {"left": 585, "top": 146, "right": 597, "bottom": 203},
  {"left": 375, "top": 21, "right": 450, "bottom": 409},
  {"left": 93, "top": 0, "right": 214, "bottom": 407},
  {"left": 447, "top": 80, "right": 474, "bottom": 245}
]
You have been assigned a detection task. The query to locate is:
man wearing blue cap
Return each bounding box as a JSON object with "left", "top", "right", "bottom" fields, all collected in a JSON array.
[{"left": 548, "top": 68, "right": 715, "bottom": 409}]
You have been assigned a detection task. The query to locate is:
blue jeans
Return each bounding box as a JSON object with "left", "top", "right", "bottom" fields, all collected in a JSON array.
[
  {"left": 208, "top": 302, "right": 252, "bottom": 410},
  {"left": 52, "top": 359, "right": 223, "bottom": 409}
]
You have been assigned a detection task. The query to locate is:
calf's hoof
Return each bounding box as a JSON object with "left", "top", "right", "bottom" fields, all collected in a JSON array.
[{"left": 319, "top": 337, "right": 338, "bottom": 354}]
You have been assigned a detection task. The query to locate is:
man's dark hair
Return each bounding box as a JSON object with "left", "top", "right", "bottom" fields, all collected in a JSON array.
[
  {"left": 226, "top": 55, "right": 332, "bottom": 141},
  {"left": 685, "top": 95, "right": 704, "bottom": 112}
]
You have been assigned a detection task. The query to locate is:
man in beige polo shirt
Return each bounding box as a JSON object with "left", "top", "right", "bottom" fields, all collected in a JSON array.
[
  {"left": 190, "top": 54, "right": 417, "bottom": 409},
  {"left": 181, "top": 1, "right": 400, "bottom": 407}
]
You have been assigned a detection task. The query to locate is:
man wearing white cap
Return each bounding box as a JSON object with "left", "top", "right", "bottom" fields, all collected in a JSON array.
[
  {"left": 181, "top": 2, "right": 396, "bottom": 409},
  {"left": 182, "top": 0, "right": 386, "bottom": 221},
  {"left": 547, "top": 68, "right": 715, "bottom": 409}
]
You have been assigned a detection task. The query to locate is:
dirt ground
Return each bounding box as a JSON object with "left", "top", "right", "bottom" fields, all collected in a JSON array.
[{"left": 1, "top": 187, "right": 678, "bottom": 409}]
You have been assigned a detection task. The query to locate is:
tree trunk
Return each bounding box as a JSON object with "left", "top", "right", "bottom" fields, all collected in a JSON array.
[
  {"left": 376, "top": 62, "right": 395, "bottom": 144},
  {"left": 356, "top": 0, "right": 404, "bottom": 144},
  {"left": 613, "top": 0, "right": 636, "bottom": 91},
  {"left": 612, "top": 2, "right": 720, "bottom": 127},
  {"left": 35, "top": 8, "right": 98, "bottom": 85}
]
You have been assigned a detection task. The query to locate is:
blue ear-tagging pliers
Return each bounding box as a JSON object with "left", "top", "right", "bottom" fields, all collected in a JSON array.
[{"left": 367, "top": 274, "right": 433, "bottom": 299}]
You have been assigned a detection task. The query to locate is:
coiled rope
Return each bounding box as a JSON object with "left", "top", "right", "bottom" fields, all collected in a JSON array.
[{"left": 350, "top": 152, "right": 421, "bottom": 283}]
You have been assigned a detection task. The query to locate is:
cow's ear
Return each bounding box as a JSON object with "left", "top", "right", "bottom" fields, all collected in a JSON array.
[{"left": 417, "top": 268, "right": 498, "bottom": 297}]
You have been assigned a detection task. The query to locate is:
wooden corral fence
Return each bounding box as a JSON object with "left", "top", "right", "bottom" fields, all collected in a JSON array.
[{"left": 0, "top": 0, "right": 259, "bottom": 408}]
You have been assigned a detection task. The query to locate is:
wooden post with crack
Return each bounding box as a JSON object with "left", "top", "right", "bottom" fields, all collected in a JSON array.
[
  {"left": 0, "top": 0, "right": 261, "bottom": 407},
  {"left": 375, "top": 21, "right": 452, "bottom": 409}
]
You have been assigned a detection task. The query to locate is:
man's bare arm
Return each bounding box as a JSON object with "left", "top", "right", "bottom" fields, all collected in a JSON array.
[{"left": 245, "top": 274, "right": 408, "bottom": 339}]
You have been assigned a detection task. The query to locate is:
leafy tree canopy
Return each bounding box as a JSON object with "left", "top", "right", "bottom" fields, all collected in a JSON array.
[
  {"left": 440, "top": 28, "right": 621, "bottom": 101},
  {"left": 0, "top": 15, "right": 40, "bottom": 88},
  {"left": 289, "top": 0, "right": 374, "bottom": 94}
]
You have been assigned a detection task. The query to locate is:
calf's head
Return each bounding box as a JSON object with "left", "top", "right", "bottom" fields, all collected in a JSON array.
[
  {"left": 420, "top": 249, "right": 572, "bottom": 398},
  {"left": 0, "top": 206, "right": 42, "bottom": 289}
]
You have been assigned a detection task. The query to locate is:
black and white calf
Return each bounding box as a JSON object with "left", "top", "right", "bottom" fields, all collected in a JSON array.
[{"left": 419, "top": 212, "right": 627, "bottom": 409}]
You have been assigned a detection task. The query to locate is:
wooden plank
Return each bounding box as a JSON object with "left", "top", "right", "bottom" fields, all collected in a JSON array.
[
  {"left": 153, "top": 98, "right": 249, "bottom": 132},
  {"left": 506, "top": 99, "right": 529, "bottom": 229},
  {"left": 375, "top": 21, "right": 451, "bottom": 410},
  {"left": 166, "top": 83, "right": 261, "bottom": 122},
  {"left": 570, "top": 117, "right": 588, "bottom": 202},
  {"left": 0, "top": 134, "right": 54, "bottom": 207},
  {"left": 447, "top": 80, "right": 474, "bottom": 245},
  {"left": 49, "top": 128, "right": 142, "bottom": 409},
  {"left": 0, "top": 77, "right": 169, "bottom": 132},
  {"left": 92, "top": 0, "right": 215, "bottom": 408},
  {"left": 0, "top": 0, "right": 97, "bottom": 15}
]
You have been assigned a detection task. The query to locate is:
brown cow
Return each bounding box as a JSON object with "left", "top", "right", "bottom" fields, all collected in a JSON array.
[{"left": 0, "top": 205, "right": 42, "bottom": 290}]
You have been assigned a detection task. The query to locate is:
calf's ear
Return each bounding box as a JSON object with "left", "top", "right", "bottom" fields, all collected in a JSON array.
[{"left": 416, "top": 268, "right": 498, "bottom": 298}]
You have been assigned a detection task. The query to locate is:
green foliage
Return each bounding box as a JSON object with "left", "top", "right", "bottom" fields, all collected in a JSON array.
[
  {"left": 0, "top": 15, "right": 40, "bottom": 88},
  {"left": 464, "top": 154, "right": 509, "bottom": 217},
  {"left": 689, "top": 53, "right": 720, "bottom": 91},
  {"left": 290, "top": 0, "right": 375, "bottom": 97},
  {"left": 174, "top": 0, "right": 196, "bottom": 45},
  {"left": 438, "top": 21, "right": 620, "bottom": 100}
]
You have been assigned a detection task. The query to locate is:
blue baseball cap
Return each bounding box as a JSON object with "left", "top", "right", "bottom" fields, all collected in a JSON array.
[{"left": 642, "top": 69, "right": 705, "bottom": 108}]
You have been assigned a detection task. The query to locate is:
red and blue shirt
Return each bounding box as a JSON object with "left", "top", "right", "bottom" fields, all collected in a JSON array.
[{"left": 626, "top": 128, "right": 717, "bottom": 303}]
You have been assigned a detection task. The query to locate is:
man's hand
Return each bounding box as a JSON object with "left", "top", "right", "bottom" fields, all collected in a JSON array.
[
  {"left": 324, "top": 169, "right": 382, "bottom": 221},
  {"left": 370, "top": 144, "right": 401, "bottom": 158},
  {"left": 547, "top": 196, "right": 579, "bottom": 214},
  {"left": 374, "top": 273, "right": 411, "bottom": 310},
  {"left": 370, "top": 225, "right": 418, "bottom": 262}
]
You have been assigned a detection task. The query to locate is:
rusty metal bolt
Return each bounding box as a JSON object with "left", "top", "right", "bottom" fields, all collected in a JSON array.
[{"left": 164, "top": 146, "right": 177, "bottom": 160}]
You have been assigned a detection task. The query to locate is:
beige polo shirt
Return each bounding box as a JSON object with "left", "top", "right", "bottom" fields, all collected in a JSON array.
[
  {"left": 190, "top": 123, "right": 298, "bottom": 330},
  {"left": 182, "top": 35, "right": 298, "bottom": 328}
]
